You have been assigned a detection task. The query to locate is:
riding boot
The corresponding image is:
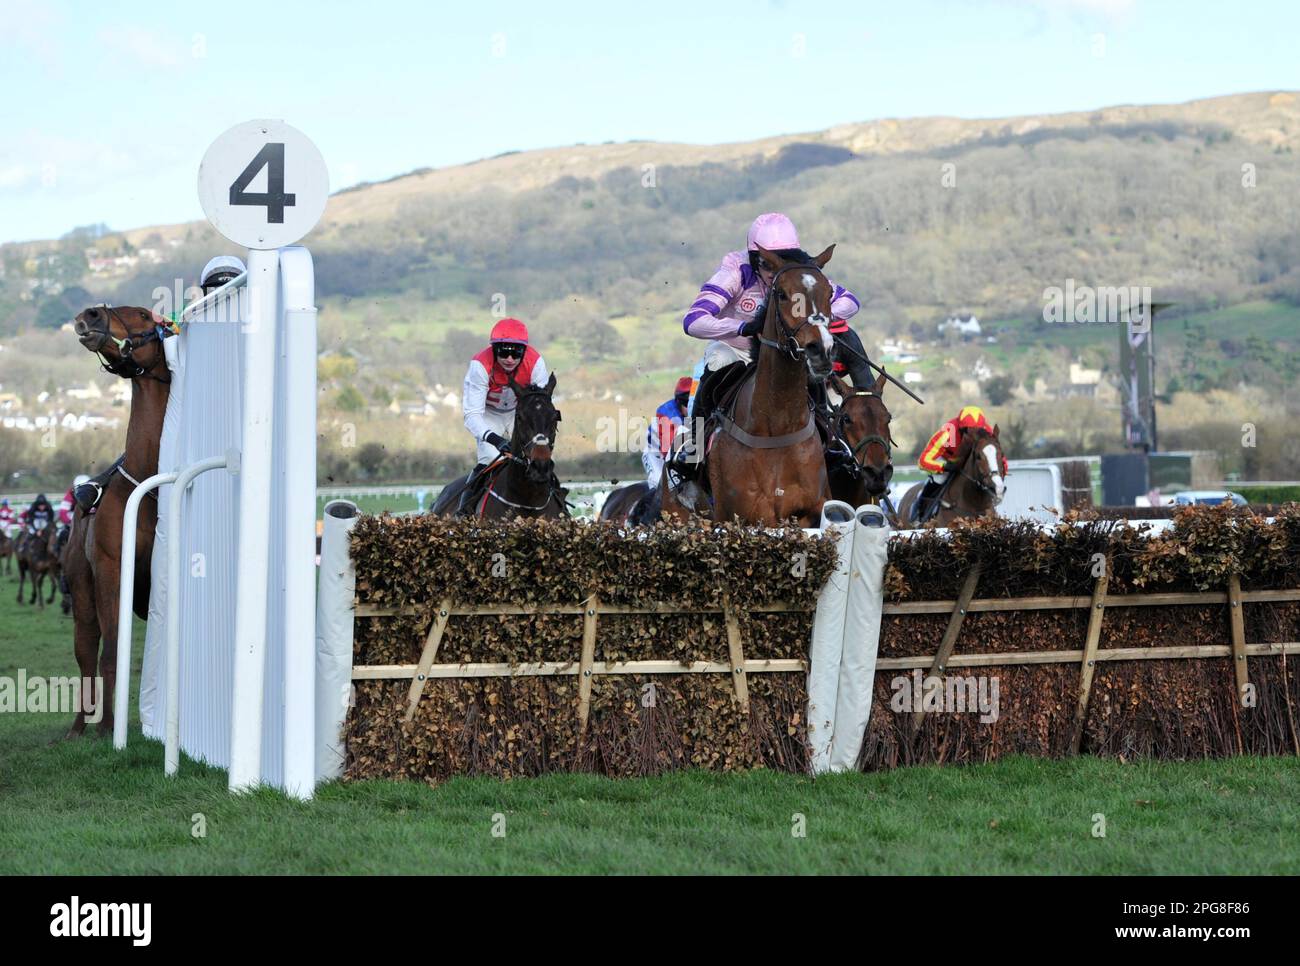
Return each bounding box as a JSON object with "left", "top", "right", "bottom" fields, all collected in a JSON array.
[
  {"left": 915, "top": 476, "right": 944, "bottom": 523},
  {"left": 832, "top": 327, "right": 874, "bottom": 389},
  {"left": 456, "top": 464, "right": 489, "bottom": 516}
]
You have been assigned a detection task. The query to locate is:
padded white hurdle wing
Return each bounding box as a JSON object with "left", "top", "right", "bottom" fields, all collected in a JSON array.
[
  {"left": 828, "top": 504, "right": 889, "bottom": 772},
  {"left": 808, "top": 501, "right": 856, "bottom": 774}
]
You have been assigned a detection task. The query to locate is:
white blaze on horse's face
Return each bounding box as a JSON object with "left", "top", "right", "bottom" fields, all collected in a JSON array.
[
  {"left": 799, "top": 273, "right": 835, "bottom": 351},
  {"left": 982, "top": 443, "right": 1006, "bottom": 503}
]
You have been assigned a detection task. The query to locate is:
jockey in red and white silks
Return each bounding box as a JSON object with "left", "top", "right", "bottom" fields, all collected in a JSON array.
[
  {"left": 462, "top": 318, "right": 551, "bottom": 465},
  {"left": 681, "top": 212, "right": 866, "bottom": 418}
]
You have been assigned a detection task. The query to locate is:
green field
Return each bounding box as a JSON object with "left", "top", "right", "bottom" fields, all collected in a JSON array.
[{"left": 2, "top": 574, "right": 1298, "bottom": 875}]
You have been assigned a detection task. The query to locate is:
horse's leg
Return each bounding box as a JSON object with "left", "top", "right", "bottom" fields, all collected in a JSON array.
[
  {"left": 32, "top": 570, "right": 43, "bottom": 609},
  {"left": 92, "top": 562, "right": 121, "bottom": 737},
  {"left": 67, "top": 593, "right": 101, "bottom": 740},
  {"left": 15, "top": 559, "right": 25, "bottom": 603}
]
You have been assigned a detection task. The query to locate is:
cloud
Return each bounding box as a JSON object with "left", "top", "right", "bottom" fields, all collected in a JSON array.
[
  {"left": 0, "top": 0, "right": 68, "bottom": 72},
  {"left": 95, "top": 25, "right": 183, "bottom": 67},
  {"left": 1020, "top": 0, "right": 1137, "bottom": 25},
  {"left": 0, "top": 130, "right": 183, "bottom": 196}
]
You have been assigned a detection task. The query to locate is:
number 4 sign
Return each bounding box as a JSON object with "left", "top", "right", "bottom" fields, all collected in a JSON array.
[{"left": 198, "top": 120, "right": 329, "bottom": 250}]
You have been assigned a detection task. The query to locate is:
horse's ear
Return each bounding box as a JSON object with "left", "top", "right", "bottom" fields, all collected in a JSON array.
[
  {"left": 754, "top": 245, "right": 787, "bottom": 271},
  {"left": 873, "top": 367, "right": 888, "bottom": 395},
  {"left": 829, "top": 372, "right": 850, "bottom": 398},
  {"left": 545, "top": 371, "right": 557, "bottom": 394},
  {"left": 812, "top": 244, "right": 836, "bottom": 269},
  {"left": 992, "top": 423, "right": 1000, "bottom": 437}
]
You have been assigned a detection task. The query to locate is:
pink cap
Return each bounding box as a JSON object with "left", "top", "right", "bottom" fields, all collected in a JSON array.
[{"left": 746, "top": 213, "right": 800, "bottom": 252}]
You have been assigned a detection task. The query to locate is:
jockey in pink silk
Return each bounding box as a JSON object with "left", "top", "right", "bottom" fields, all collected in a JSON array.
[{"left": 681, "top": 212, "right": 871, "bottom": 424}]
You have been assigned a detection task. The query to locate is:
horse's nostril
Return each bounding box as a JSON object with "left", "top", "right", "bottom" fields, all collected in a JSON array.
[{"left": 74, "top": 320, "right": 88, "bottom": 336}]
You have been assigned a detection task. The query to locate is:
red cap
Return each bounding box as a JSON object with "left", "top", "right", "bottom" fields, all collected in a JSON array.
[
  {"left": 675, "top": 376, "right": 694, "bottom": 395},
  {"left": 489, "top": 318, "right": 529, "bottom": 344}
]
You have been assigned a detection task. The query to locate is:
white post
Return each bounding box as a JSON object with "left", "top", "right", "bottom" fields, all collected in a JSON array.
[
  {"left": 229, "top": 248, "right": 280, "bottom": 792},
  {"left": 165, "top": 455, "right": 229, "bottom": 777},
  {"left": 280, "top": 246, "right": 317, "bottom": 799},
  {"left": 316, "top": 500, "right": 359, "bottom": 783},
  {"left": 828, "top": 504, "right": 890, "bottom": 772},
  {"left": 113, "top": 471, "right": 177, "bottom": 751},
  {"left": 807, "top": 500, "right": 856, "bottom": 775}
]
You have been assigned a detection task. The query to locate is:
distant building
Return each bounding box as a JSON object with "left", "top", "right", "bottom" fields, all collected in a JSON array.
[{"left": 938, "top": 313, "right": 981, "bottom": 338}]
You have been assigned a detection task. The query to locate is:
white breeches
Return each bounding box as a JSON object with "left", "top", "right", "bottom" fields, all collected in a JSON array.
[{"left": 474, "top": 409, "right": 516, "bottom": 464}]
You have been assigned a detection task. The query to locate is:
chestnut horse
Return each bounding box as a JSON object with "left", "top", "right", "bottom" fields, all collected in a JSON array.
[
  {"left": 826, "top": 371, "right": 895, "bottom": 509},
  {"left": 433, "top": 372, "right": 568, "bottom": 519},
  {"left": 705, "top": 245, "right": 837, "bottom": 527},
  {"left": 895, "top": 424, "right": 1007, "bottom": 527},
  {"left": 63, "top": 305, "right": 171, "bottom": 737}
]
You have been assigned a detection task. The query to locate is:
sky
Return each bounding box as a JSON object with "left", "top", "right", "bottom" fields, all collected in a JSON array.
[{"left": 1, "top": 0, "right": 1297, "bottom": 243}]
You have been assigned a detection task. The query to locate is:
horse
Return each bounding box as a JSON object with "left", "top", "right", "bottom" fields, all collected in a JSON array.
[
  {"left": 895, "top": 424, "right": 1007, "bottom": 527},
  {"left": 598, "top": 480, "right": 652, "bottom": 525},
  {"left": 825, "top": 371, "right": 894, "bottom": 509},
  {"left": 62, "top": 305, "right": 172, "bottom": 737},
  {"left": 0, "top": 528, "right": 13, "bottom": 576},
  {"left": 703, "top": 244, "right": 837, "bottom": 527},
  {"left": 15, "top": 522, "right": 60, "bottom": 608},
  {"left": 432, "top": 372, "right": 568, "bottom": 519}
]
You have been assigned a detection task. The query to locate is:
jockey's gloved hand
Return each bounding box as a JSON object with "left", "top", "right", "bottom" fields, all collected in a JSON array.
[
  {"left": 737, "top": 318, "right": 763, "bottom": 337},
  {"left": 484, "top": 432, "right": 512, "bottom": 456}
]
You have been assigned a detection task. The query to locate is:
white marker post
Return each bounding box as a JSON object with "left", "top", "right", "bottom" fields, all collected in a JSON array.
[{"left": 198, "top": 120, "right": 328, "bottom": 795}]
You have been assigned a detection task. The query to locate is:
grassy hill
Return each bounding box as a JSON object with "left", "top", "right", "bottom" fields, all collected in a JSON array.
[{"left": 4, "top": 91, "right": 1300, "bottom": 487}]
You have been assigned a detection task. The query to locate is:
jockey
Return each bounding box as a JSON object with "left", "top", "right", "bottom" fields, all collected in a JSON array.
[
  {"left": 0, "top": 498, "right": 15, "bottom": 536},
  {"left": 462, "top": 318, "right": 550, "bottom": 466},
  {"left": 200, "top": 255, "right": 246, "bottom": 294},
  {"left": 22, "top": 493, "right": 54, "bottom": 532},
  {"left": 681, "top": 212, "right": 872, "bottom": 428},
  {"left": 642, "top": 377, "right": 693, "bottom": 487},
  {"left": 915, "top": 405, "right": 1004, "bottom": 512}
]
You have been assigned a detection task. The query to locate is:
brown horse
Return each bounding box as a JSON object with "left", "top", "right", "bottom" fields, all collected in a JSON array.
[
  {"left": 895, "top": 425, "right": 1007, "bottom": 527},
  {"left": 0, "top": 528, "right": 13, "bottom": 575},
  {"left": 826, "top": 371, "right": 894, "bottom": 509},
  {"left": 63, "top": 305, "right": 171, "bottom": 737},
  {"left": 705, "top": 245, "right": 837, "bottom": 526},
  {"left": 433, "top": 372, "right": 568, "bottom": 519},
  {"left": 15, "top": 524, "right": 60, "bottom": 607}
]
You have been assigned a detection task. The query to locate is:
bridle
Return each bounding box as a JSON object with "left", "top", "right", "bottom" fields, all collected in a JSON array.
[
  {"left": 755, "top": 263, "right": 834, "bottom": 364},
  {"left": 956, "top": 431, "right": 1006, "bottom": 499},
  {"left": 831, "top": 388, "right": 894, "bottom": 475},
  {"left": 80, "top": 306, "right": 171, "bottom": 383}
]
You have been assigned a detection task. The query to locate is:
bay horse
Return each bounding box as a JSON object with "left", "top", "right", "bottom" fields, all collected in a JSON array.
[
  {"left": 826, "top": 371, "right": 894, "bottom": 509},
  {"left": 598, "top": 480, "right": 652, "bottom": 526},
  {"left": 705, "top": 244, "right": 837, "bottom": 527},
  {"left": 433, "top": 372, "right": 568, "bottom": 519},
  {"left": 0, "top": 528, "right": 13, "bottom": 575},
  {"left": 63, "top": 305, "right": 171, "bottom": 737},
  {"left": 15, "top": 523, "right": 59, "bottom": 607},
  {"left": 895, "top": 424, "right": 1007, "bottom": 527}
]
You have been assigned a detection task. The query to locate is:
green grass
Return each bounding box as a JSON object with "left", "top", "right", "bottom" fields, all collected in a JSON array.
[{"left": 3, "top": 572, "right": 1299, "bottom": 874}]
